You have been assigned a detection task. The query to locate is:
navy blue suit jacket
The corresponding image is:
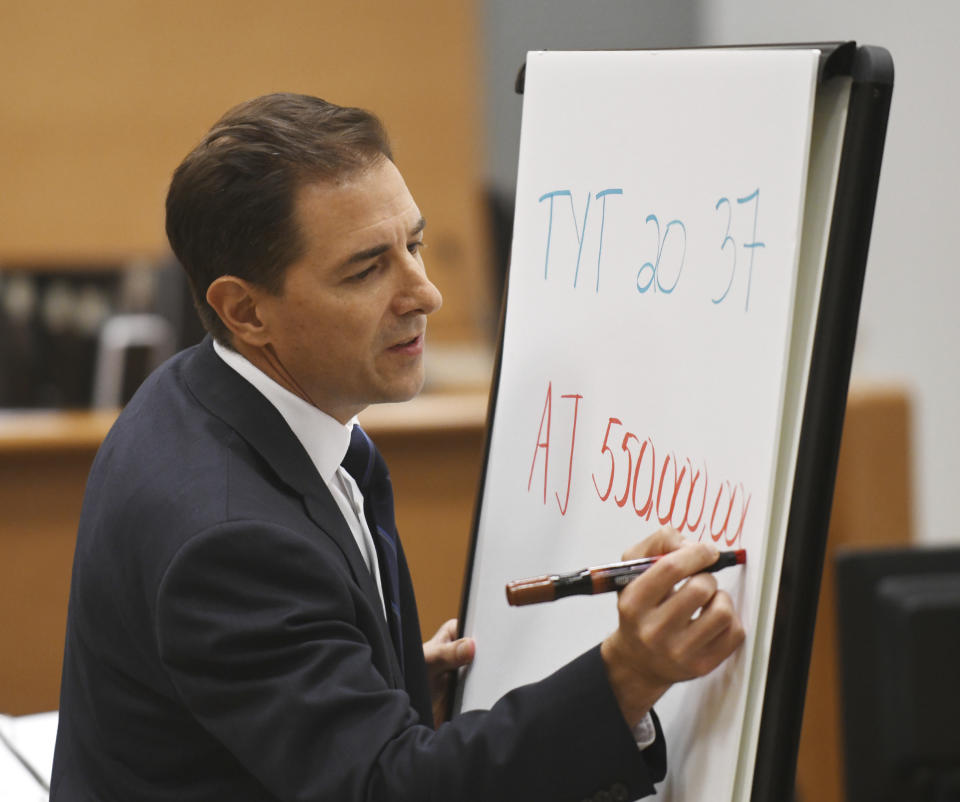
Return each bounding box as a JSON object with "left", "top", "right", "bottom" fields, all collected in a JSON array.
[{"left": 52, "top": 337, "right": 665, "bottom": 801}]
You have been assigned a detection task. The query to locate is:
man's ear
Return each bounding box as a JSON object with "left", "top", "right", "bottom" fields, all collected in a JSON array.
[{"left": 206, "top": 276, "right": 272, "bottom": 347}]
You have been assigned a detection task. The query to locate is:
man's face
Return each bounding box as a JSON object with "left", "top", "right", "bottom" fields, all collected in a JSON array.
[{"left": 255, "top": 157, "right": 442, "bottom": 422}]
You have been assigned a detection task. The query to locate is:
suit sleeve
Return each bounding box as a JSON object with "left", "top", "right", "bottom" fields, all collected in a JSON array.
[{"left": 155, "top": 521, "right": 665, "bottom": 802}]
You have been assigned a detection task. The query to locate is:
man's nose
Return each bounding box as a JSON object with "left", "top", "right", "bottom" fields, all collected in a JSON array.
[{"left": 396, "top": 257, "right": 443, "bottom": 316}]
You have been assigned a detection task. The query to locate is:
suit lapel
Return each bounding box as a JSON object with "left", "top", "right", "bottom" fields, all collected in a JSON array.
[{"left": 181, "top": 338, "right": 399, "bottom": 677}]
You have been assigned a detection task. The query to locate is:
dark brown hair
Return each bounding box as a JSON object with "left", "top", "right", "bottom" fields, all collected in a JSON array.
[{"left": 165, "top": 93, "right": 393, "bottom": 342}]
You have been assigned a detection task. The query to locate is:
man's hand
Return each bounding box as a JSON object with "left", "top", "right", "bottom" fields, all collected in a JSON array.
[
  {"left": 422, "top": 618, "right": 475, "bottom": 727},
  {"left": 600, "top": 527, "right": 746, "bottom": 728}
]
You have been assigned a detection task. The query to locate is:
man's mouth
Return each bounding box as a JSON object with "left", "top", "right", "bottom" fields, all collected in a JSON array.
[{"left": 388, "top": 334, "right": 424, "bottom": 353}]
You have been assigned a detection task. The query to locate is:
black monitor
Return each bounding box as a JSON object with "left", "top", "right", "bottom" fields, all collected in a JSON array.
[{"left": 836, "top": 546, "right": 960, "bottom": 802}]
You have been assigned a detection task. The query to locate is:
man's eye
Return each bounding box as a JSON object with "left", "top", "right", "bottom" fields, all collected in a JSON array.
[
  {"left": 408, "top": 240, "right": 425, "bottom": 255},
  {"left": 350, "top": 264, "right": 378, "bottom": 282}
]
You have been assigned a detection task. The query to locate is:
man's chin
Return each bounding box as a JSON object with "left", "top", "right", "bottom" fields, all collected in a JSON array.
[
  {"left": 377, "top": 372, "right": 427, "bottom": 405},
  {"left": 392, "top": 377, "right": 427, "bottom": 403}
]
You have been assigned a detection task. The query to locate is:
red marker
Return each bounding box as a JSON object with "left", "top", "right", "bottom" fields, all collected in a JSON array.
[{"left": 505, "top": 549, "right": 746, "bottom": 606}]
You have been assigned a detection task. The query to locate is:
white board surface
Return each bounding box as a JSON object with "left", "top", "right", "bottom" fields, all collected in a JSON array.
[{"left": 458, "top": 49, "right": 825, "bottom": 802}]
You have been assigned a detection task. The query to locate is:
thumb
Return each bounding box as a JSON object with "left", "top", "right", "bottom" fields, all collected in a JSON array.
[
  {"left": 441, "top": 636, "right": 476, "bottom": 669},
  {"left": 425, "top": 635, "right": 475, "bottom": 672}
]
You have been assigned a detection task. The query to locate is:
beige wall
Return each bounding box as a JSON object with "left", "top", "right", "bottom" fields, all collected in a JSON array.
[{"left": 0, "top": 0, "right": 492, "bottom": 343}]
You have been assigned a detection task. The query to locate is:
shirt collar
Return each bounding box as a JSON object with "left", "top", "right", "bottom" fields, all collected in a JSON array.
[{"left": 212, "top": 339, "right": 355, "bottom": 484}]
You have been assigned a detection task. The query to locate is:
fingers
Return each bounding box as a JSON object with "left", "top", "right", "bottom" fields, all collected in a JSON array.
[
  {"left": 423, "top": 619, "right": 475, "bottom": 674},
  {"left": 621, "top": 526, "right": 686, "bottom": 561},
  {"left": 659, "top": 572, "right": 719, "bottom": 626},
  {"left": 451, "top": 638, "right": 476, "bottom": 668},
  {"left": 427, "top": 618, "right": 459, "bottom": 646},
  {"left": 675, "top": 590, "right": 745, "bottom": 675},
  {"left": 423, "top": 619, "right": 473, "bottom": 727},
  {"left": 600, "top": 533, "right": 745, "bottom": 726},
  {"left": 611, "top": 533, "right": 743, "bottom": 677},
  {"left": 620, "top": 540, "right": 720, "bottom": 610}
]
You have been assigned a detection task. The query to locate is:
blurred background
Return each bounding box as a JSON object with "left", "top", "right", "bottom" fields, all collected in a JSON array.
[
  {"left": 2, "top": 0, "right": 956, "bottom": 547},
  {"left": 0, "top": 1, "right": 957, "bottom": 800}
]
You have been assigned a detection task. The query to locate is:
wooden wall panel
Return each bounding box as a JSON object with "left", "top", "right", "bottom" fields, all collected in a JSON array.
[
  {"left": 794, "top": 384, "right": 913, "bottom": 802},
  {"left": 0, "top": 450, "right": 94, "bottom": 715},
  {"left": 0, "top": 0, "right": 492, "bottom": 343}
]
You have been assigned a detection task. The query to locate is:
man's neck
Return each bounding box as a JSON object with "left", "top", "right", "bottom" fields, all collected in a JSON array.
[{"left": 227, "top": 339, "right": 314, "bottom": 406}]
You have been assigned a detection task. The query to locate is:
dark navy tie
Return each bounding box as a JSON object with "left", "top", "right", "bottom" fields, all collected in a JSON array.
[{"left": 341, "top": 424, "right": 404, "bottom": 665}]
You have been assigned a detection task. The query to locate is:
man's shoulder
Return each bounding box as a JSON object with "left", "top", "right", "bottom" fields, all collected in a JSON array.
[
  {"left": 80, "top": 344, "right": 261, "bottom": 552},
  {"left": 76, "top": 336, "right": 327, "bottom": 589},
  {"left": 96, "top": 343, "right": 225, "bottom": 482}
]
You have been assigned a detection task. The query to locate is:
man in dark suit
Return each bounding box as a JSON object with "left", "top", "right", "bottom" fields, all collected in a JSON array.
[{"left": 52, "top": 93, "right": 744, "bottom": 801}]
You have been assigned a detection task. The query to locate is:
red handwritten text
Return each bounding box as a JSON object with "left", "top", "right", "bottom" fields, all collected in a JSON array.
[
  {"left": 589, "top": 416, "right": 751, "bottom": 546},
  {"left": 527, "top": 382, "right": 583, "bottom": 516}
]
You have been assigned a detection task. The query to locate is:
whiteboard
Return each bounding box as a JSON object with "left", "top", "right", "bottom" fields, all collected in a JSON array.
[{"left": 457, "top": 49, "right": 840, "bottom": 802}]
